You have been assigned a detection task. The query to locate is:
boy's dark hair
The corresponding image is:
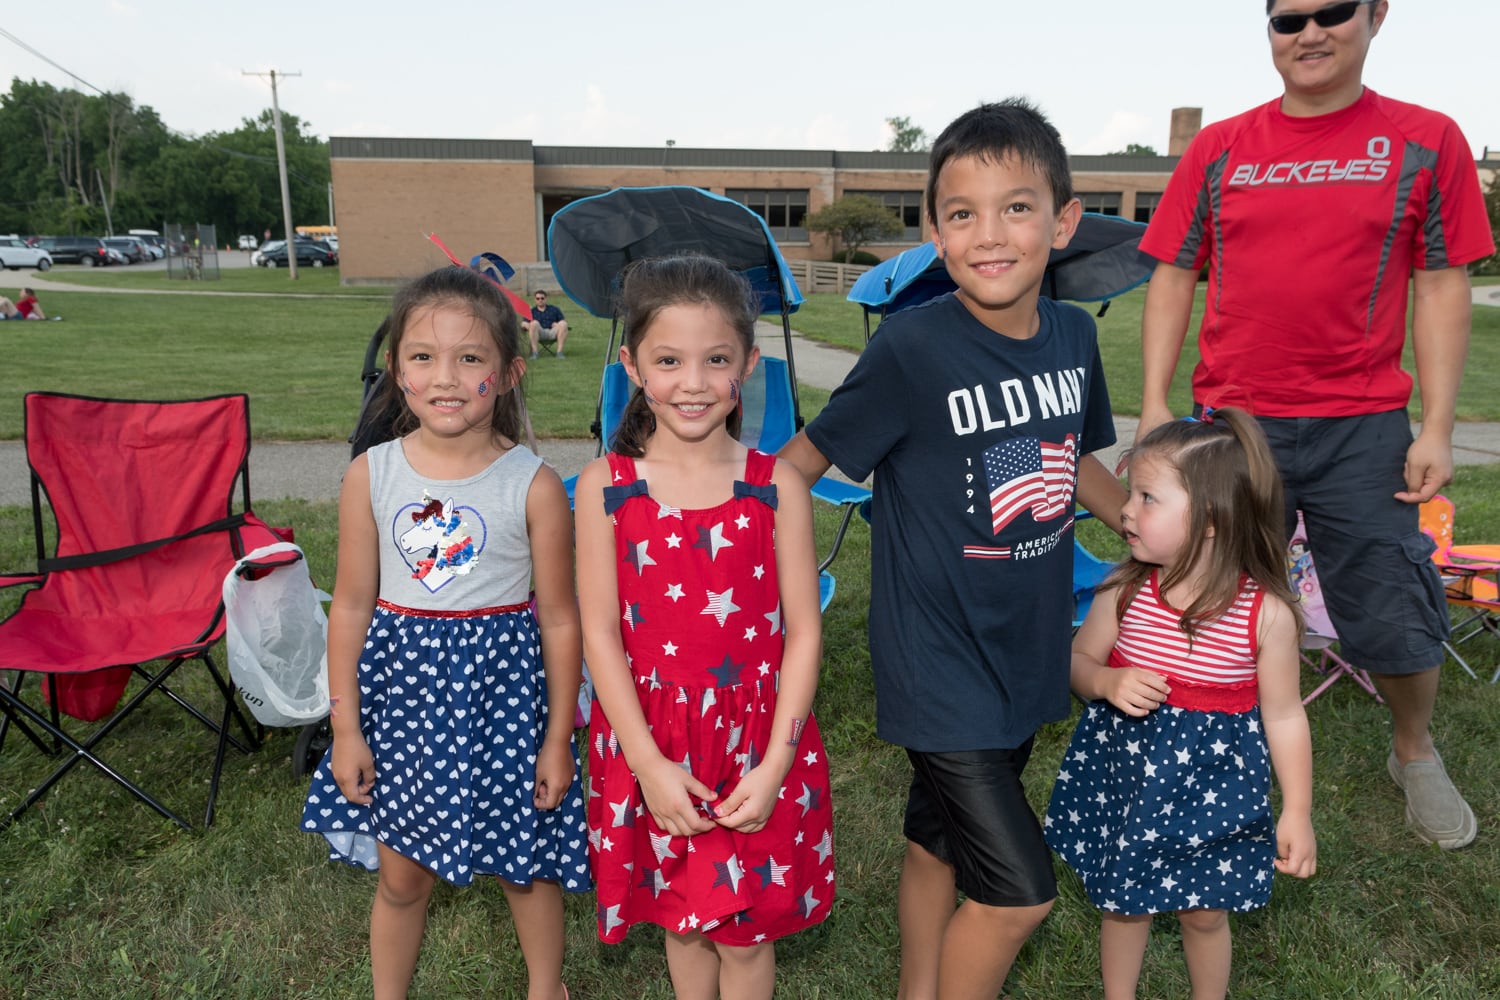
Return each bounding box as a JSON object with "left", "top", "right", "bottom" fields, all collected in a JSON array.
[
  {"left": 925, "top": 98, "right": 1073, "bottom": 225},
  {"left": 378, "top": 265, "right": 527, "bottom": 443},
  {"left": 612, "top": 254, "right": 758, "bottom": 458}
]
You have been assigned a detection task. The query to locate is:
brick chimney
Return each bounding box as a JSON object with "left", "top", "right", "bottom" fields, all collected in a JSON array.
[{"left": 1169, "top": 108, "right": 1203, "bottom": 157}]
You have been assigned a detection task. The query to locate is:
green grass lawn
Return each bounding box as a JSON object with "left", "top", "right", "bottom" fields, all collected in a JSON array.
[{"left": 3, "top": 281, "right": 1500, "bottom": 996}]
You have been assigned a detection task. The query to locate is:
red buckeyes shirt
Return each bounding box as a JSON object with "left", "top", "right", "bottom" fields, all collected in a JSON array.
[{"left": 1141, "top": 88, "right": 1494, "bottom": 418}]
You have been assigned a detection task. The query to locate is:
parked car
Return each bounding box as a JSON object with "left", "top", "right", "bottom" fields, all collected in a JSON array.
[
  {"left": 0, "top": 236, "right": 53, "bottom": 271},
  {"left": 104, "top": 247, "right": 129, "bottom": 265},
  {"left": 260, "top": 241, "right": 338, "bottom": 268},
  {"left": 102, "top": 237, "right": 146, "bottom": 264},
  {"left": 237, "top": 235, "right": 258, "bottom": 250},
  {"left": 251, "top": 239, "right": 285, "bottom": 267},
  {"left": 35, "top": 236, "right": 115, "bottom": 266}
]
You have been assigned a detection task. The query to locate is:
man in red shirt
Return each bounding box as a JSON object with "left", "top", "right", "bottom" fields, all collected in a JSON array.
[{"left": 1135, "top": 0, "right": 1493, "bottom": 849}]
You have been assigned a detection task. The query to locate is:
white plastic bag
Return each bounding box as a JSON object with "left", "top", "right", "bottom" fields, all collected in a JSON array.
[{"left": 222, "top": 542, "right": 332, "bottom": 727}]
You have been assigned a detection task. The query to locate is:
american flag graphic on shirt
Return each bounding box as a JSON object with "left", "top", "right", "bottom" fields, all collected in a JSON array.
[{"left": 982, "top": 434, "right": 1077, "bottom": 535}]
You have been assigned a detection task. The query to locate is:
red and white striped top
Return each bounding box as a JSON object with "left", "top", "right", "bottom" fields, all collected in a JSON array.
[{"left": 1109, "top": 571, "right": 1263, "bottom": 688}]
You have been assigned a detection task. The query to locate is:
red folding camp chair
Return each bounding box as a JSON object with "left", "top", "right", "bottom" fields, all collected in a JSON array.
[{"left": 0, "top": 392, "right": 286, "bottom": 829}]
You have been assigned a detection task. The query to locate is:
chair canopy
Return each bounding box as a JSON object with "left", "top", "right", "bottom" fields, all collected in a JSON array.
[
  {"left": 847, "top": 212, "right": 1155, "bottom": 318},
  {"left": 548, "top": 186, "right": 804, "bottom": 319}
]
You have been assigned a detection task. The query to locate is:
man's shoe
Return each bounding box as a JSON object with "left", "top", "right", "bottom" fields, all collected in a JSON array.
[{"left": 1388, "top": 749, "right": 1477, "bottom": 849}]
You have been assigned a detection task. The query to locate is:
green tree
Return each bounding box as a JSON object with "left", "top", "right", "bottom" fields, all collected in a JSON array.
[
  {"left": 1480, "top": 171, "right": 1500, "bottom": 275},
  {"left": 885, "top": 116, "right": 928, "bottom": 153},
  {"left": 805, "top": 194, "right": 905, "bottom": 263},
  {"left": 1105, "top": 143, "right": 1160, "bottom": 156}
]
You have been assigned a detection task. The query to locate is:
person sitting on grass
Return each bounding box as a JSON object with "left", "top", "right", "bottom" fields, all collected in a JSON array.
[
  {"left": 527, "top": 290, "right": 569, "bottom": 358},
  {"left": 0, "top": 288, "right": 46, "bottom": 320}
]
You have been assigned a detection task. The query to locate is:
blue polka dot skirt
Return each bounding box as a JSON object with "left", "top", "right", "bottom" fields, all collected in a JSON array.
[
  {"left": 300, "top": 605, "right": 592, "bottom": 891},
  {"left": 1044, "top": 701, "right": 1274, "bottom": 915}
]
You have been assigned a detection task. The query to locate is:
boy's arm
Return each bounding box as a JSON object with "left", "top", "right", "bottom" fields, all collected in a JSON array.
[
  {"left": 1399, "top": 265, "right": 1471, "bottom": 504},
  {"left": 1075, "top": 454, "right": 1126, "bottom": 538},
  {"left": 1137, "top": 261, "right": 1198, "bottom": 442},
  {"left": 777, "top": 430, "right": 832, "bottom": 490}
]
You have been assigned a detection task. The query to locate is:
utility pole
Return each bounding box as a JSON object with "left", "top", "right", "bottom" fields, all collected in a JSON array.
[{"left": 243, "top": 68, "right": 301, "bottom": 279}]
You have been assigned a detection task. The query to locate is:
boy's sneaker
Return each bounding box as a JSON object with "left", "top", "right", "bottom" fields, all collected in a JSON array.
[{"left": 1388, "top": 748, "right": 1476, "bottom": 849}]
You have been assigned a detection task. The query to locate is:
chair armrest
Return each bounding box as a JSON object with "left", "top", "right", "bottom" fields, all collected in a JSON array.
[{"left": 0, "top": 572, "right": 44, "bottom": 589}]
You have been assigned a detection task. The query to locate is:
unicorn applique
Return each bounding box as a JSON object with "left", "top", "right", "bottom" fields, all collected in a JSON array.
[{"left": 399, "top": 493, "right": 480, "bottom": 587}]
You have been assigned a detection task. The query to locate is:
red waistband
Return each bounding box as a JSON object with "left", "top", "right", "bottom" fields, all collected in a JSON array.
[
  {"left": 376, "top": 598, "right": 530, "bottom": 619},
  {"left": 1161, "top": 676, "right": 1259, "bottom": 714}
]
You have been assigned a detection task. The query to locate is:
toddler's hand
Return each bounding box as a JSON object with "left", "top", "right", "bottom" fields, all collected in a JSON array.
[
  {"left": 330, "top": 733, "right": 376, "bottom": 806},
  {"left": 1102, "top": 666, "right": 1171, "bottom": 716},
  {"left": 637, "top": 756, "right": 717, "bottom": 838},
  {"left": 1273, "top": 811, "right": 1317, "bottom": 878}
]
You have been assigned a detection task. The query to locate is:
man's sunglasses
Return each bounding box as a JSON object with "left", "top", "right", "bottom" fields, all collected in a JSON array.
[{"left": 1269, "top": 0, "right": 1372, "bottom": 35}]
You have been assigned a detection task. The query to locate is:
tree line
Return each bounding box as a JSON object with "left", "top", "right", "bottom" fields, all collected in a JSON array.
[{"left": 0, "top": 77, "right": 330, "bottom": 240}]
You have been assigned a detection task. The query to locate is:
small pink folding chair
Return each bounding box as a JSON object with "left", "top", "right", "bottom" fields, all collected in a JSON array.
[{"left": 1288, "top": 512, "right": 1381, "bottom": 705}]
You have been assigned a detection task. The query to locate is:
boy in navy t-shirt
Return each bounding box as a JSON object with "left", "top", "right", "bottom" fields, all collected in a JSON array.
[{"left": 780, "top": 99, "right": 1126, "bottom": 997}]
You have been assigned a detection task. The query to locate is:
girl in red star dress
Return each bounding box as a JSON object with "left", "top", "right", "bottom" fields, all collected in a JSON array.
[{"left": 575, "top": 255, "right": 834, "bottom": 999}]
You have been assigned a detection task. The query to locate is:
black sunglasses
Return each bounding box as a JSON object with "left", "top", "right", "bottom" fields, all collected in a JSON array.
[{"left": 1268, "top": 0, "right": 1372, "bottom": 34}]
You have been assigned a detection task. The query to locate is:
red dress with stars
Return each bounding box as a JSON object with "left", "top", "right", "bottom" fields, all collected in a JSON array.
[{"left": 587, "top": 450, "right": 835, "bottom": 945}]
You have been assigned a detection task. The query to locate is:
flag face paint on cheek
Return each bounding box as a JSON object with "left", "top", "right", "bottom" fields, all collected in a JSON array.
[{"left": 478, "top": 371, "right": 497, "bottom": 397}]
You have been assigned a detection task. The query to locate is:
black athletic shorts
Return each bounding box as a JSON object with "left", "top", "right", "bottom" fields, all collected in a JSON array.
[{"left": 903, "top": 741, "right": 1056, "bottom": 907}]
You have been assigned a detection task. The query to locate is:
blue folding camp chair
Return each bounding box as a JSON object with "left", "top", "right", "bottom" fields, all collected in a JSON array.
[{"left": 549, "top": 187, "right": 872, "bottom": 610}]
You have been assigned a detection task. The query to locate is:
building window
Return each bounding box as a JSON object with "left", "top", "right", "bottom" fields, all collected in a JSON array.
[
  {"left": 1078, "top": 191, "right": 1122, "bottom": 216},
  {"left": 725, "top": 189, "right": 809, "bottom": 241},
  {"left": 1133, "top": 192, "right": 1163, "bottom": 224},
  {"left": 845, "top": 190, "right": 924, "bottom": 240}
]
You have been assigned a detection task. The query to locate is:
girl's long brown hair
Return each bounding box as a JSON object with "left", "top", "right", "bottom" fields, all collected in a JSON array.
[{"left": 1109, "top": 407, "right": 1303, "bottom": 640}]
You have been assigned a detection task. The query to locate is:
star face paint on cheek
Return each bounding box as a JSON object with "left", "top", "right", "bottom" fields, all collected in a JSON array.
[
  {"left": 477, "top": 371, "right": 497, "bottom": 397},
  {"left": 729, "top": 379, "right": 739, "bottom": 403}
]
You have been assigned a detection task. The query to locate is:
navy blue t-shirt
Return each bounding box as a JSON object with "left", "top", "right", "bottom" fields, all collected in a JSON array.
[{"left": 807, "top": 293, "right": 1115, "bottom": 751}]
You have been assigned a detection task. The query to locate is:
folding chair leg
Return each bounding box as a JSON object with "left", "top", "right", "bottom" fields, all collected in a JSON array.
[
  {"left": 0, "top": 687, "right": 191, "bottom": 830},
  {"left": 0, "top": 670, "right": 57, "bottom": 757},
  {"left": 1443, "top": 640, "right": 1480, "bottom": 680}
]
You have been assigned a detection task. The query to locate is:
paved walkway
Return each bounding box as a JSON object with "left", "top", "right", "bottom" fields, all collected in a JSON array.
[{"left": 5, "top": 266, "right": 1498, "bottom": 504}]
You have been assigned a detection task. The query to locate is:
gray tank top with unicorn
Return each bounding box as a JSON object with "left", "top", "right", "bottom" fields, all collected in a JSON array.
[{"left": 366, "top": 439, "right": 541, "bottom": 610}]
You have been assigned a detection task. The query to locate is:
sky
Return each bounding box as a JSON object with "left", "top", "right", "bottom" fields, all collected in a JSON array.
[{"left": 4, "top": 1, "right": 1496, "bottom": 160}]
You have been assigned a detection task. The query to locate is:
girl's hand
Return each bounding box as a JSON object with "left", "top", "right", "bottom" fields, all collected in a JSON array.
[
  {"left": 636, "top": 755, "right": 717, "bottom": 838},
  {"left": 712, "top": 762, "right": 783, "bottom": 833},
  {"left": 330, "top": 733, "right": 376, "bottom": 806},
  {"left": 1101, "top": 666, "right": 1171, "bottom": 716},
  {"left": 1273, "top": 811, "right": 1317, "bottom": 878},
  {"left": 533, "top": 738, "right": 575, "bottom": 811}
]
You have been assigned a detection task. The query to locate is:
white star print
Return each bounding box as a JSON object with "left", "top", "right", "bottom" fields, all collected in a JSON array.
[
  {"left": 698, "top": 522, "right": 734, "bottom": 559},
  {"left": 1175, "top": 748, "right": 1191, "bottom": 765},
  {"left": 665, "top": 532, "right": 682, "bottom": 548},
  {"left": 1161, "top": 875, "right": 1177, "bottom": 890},
  {"left": 1141, "top": 828, "right": 1159, "bottom": 842},
  {"left": 743, "top": 626, "right": 758, "bottom": 641},
  {"left": 763, "top": 602, "right": 782, "bottom": 635},
  {"left": 701, "top": 587, "right": 741, "bottom": 626},
  {"left": 665, "top": 583, "right": 684, "bottom": 602},
  {"left": 1203, "top": 790, "right": 1219, "bottom": 805},
  {"left": 814, "top": 829, "right": 833, "bottom": 863},
  {"left": 656, "top": 501, "right": 682, "bottom": 519},
  {"left": 650, "top": 831, "right": 678, "bottom": 863},
  {"left": 603, "top": 904, "right": 625, "bottom": 935},
  {"left": 1144, "top": 760, "right": 1158, "bottom": 777},
  {"left": 1126, "top": 739, "right": 1141, "bottom": 755},
  {"left": 1187, "top": 893, "right": 1201, "bottom": 908},
  {"left": 629, "top": 540, "right": 656, "bottom": 574},
  {"left": 663, "top": 641, "right": 678, "bottom": 656},
  {"left": 753, "top": 563, "right": 765, "bottom": 579},
  {"left": 1217, "top": 859, "right": 1233, "bottom": 875},
  {"left": 803, "top": 750, "right": 819, "bottom": 766},
  {"left": 1210, "top": 739, "right": 1228, "bottom": 755},
  {"left": 735, "top": 513, "right": 751, "bottom": 530}
]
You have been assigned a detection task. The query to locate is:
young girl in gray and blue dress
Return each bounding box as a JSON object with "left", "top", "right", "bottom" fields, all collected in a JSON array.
[
  {"left": 1045, "top": 408, "right": 1316, "bottom": 1000},
  {"left": 301, "top": 266, "right": 589, "bottom": 1000}
]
